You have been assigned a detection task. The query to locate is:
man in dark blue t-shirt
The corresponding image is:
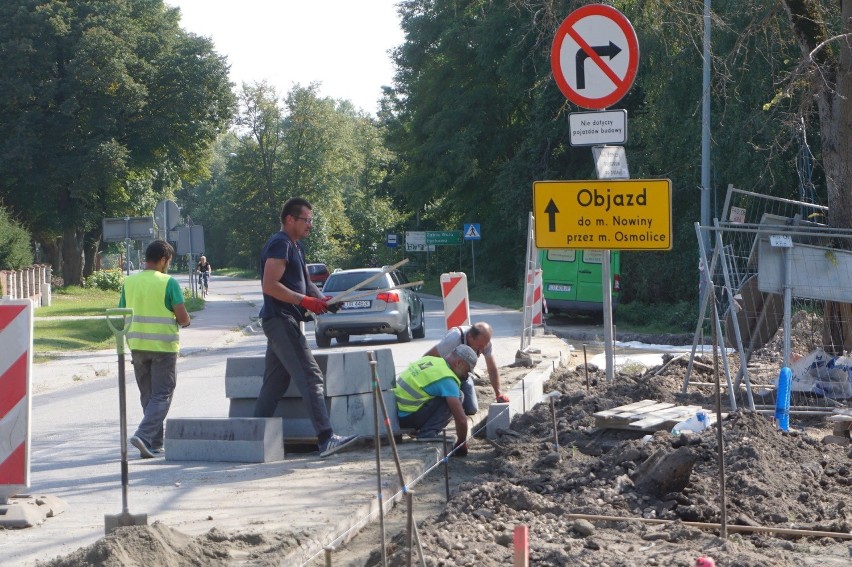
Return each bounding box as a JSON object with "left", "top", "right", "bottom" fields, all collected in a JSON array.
[{"left": 253, "top": 197, "right": 358, "bottom": 458}]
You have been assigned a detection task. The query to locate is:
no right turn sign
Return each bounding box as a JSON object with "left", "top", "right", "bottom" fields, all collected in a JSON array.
[{"left": 551, "top": 4, "right": 639, "bottom": 109}]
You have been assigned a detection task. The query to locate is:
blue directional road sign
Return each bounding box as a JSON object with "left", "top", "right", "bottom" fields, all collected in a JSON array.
[{"left": 463, "top": 223, "right": 481, "bottom": 241}]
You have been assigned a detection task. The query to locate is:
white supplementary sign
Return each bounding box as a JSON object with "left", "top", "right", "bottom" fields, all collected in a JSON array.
[
  {"left": 729, "top": 206, "right": 746, "bottom": 224},
  {"left": 769, "top": 235, "right": 793, "bottom": 248},
  {"left": 592, "top": 145, "right": 629, "bottom": 179},
  {"left": 405, "top": 231, "right": 435, "bottom": 252},
  {"left": 570, "top": 110, "right": 627, "bottom": 146},
  {"left": 550, "top": 4, "right": 639, "bottom": 110}
]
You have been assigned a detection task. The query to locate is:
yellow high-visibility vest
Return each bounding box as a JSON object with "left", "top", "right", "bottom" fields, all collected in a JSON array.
[
  {"left": 393, "top": 356, "right": 460, "bottom": 414},
  {"left": 124, "top": 271, "right": 179, "bottom": 353}
]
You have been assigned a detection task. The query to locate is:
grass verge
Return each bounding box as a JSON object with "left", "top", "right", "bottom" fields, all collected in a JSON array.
[
  {"left": 34, "top": 285, "right": 204, "bottom": 355},
  {"left": 37, "top": 287, "right": 119, "bottom": 317}
]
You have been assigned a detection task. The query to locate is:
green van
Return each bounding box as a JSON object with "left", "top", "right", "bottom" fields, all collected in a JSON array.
[{"left": 538, "top": 249, "right": 621, "bottom": 316}]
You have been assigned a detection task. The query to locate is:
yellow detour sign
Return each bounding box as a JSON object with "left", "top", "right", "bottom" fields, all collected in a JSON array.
[{"left": 533, "top": 179, "right": 672, "bottom": 250}]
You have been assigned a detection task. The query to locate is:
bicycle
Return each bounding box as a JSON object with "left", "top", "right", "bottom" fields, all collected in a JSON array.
[{"left": 198, "top": 271, "right": 209, "bottom": 298}]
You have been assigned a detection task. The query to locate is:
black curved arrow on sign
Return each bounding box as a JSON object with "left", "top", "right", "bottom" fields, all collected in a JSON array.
[{"left": 575, "top": 41, "right": 622, "bottom": 89}]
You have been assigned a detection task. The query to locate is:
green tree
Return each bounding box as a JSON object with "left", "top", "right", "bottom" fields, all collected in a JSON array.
[
  {"left": 384, "top": 0, "right": 807, "bottom": 301},
  {"left": 780, "top": 1, "right": 849, "bottom": 227},
  {"left": 0, "top": 0, "right": 235, "bottom": 285},
  {"left": 0, "top": 205, "right": 34, "bottom": 270},
  {"left": 183, "top": 83, "right": 401, "bottom": 271}
]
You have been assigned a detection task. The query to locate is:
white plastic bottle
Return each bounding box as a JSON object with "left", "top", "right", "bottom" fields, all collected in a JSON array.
[{"left": 671, "top": 411, "right": 709, "bottom": 435}]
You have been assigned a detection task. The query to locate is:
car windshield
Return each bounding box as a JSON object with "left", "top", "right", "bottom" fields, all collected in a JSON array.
[{"left": 323, "top": 272, "right": 388, "bottom": 293}]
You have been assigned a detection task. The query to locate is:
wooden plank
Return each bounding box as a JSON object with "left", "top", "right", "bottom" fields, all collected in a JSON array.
[
  {"left": 593, "top": 399, "right": 726, "bottom": 432},
  {"left": 630, "top": 408, "right": 713, "bottom": 431},
  {"left": 599, "top": 402, "right": 676, "bottom": 421},
  {"left": 593, "top": 399, "right": 660, "bottom": 418}
]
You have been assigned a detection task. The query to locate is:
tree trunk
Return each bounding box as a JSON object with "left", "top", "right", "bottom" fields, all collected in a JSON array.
[
  {"left": 783, "top": 0, "right": 852, "bottom": 228},
  {"left": 61, "top": 225, "right": 84, "bottom": 285},
  {"left": 83, "top": 230, "right": 100, "bottom": 278},
  {"left": 38, "top": 237, "right": 62, "bottom": 275}
]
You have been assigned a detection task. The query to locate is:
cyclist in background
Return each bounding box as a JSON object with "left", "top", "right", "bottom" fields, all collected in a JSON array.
[{"left": 196, "top": 255, "right": 212, "bottom": 297}]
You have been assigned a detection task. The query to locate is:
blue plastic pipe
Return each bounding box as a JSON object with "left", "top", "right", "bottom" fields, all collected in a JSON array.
[{"left": 775, "top": 367, "right": 792, "bottom": 431}]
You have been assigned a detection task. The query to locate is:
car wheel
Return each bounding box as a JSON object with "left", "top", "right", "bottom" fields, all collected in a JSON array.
[
  {"left": 315, "top": 330, "right": 331, "bottom": 348},
  {"left": 412, "top": 307, "right": 426, "bottom": 339},
  {"left": 396, "top": 315, "right": 413, "bottom": 343},
  {"left": 336, "top": 334, "right": 350, "bottom": 345}
]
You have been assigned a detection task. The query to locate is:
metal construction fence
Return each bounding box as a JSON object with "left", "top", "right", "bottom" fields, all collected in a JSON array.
[{"left": 686, "top": 185, "right": 852, "bottom": 416}]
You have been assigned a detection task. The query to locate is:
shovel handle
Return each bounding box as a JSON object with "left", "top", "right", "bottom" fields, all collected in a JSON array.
[{"left": 105, "top": 308, "right": 133, "bottom": 355}]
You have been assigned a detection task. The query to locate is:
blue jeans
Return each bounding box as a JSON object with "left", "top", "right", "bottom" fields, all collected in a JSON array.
[
  {"left": 253, "top": 315, "right": 332, "bottom": 443},
  {"left": 131, "top": 351, "right": 177, "bottom": 450}
]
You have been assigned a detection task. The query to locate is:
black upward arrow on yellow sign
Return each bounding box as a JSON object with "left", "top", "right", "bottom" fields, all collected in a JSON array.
[{"left": 544, "top": 199, "right": 559, "bottom": 232}]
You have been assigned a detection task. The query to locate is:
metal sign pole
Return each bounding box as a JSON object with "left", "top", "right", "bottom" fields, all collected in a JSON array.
[
  {"left": 124, "top": 217, "right": 131, "bottom": 276},
  {"left": 471, "top": 240, "right": 476, "bottom": 285}
]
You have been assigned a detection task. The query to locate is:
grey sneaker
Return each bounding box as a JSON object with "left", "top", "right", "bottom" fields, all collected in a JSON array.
[
  {"left": 130, "top": 436, "right": 155, "bottom": 459},
  {"left": 318, "top": 434, "right": 359, "bottom": 457}
]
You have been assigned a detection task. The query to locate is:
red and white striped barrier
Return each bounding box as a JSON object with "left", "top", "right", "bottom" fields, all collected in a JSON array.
[
  {"left": 527, "top": 268, "right": 543, "bottom": 326},
  {"left": 440, "top": 272, "right": 471, "bottom": 330},
  {"left": 0, "top": 300, "right": 32, "bottom": 499}
]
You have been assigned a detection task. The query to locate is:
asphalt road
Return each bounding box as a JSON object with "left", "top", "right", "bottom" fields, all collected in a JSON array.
[{"left": 2, "top": 275, "right": 540, "bottom": 565}]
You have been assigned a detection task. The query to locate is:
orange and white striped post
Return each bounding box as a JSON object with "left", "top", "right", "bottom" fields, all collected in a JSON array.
[
  {"left": 440, "top": 272, "right": 470, "bottom": 330},
  {"left": 0, "top": 300, "right": 33, "bottom": 503},
  {"left": 513, "top": 524, "right": 529, "bottom": 567},
  {"left": 527, "top": 268, "right": 543, "bottom": 326}
]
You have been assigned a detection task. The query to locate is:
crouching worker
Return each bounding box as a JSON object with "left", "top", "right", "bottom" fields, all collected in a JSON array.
[{"left": 393, "top": 344, "right": 478, "bottom": 456}]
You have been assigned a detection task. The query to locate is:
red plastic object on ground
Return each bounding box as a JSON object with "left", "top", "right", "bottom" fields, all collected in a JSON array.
[{"left": 695, "top": 557, "right": 716, "bottom": 567}]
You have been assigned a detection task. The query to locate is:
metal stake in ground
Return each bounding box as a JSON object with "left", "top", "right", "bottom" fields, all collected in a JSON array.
[
  {"left": 367, "top": 351, "right": 426, "bottom": 565},
  {"left": 104, "top": 308, "right": 148, "bottom": 534},
  {"left": 545, "top": 391, "right": 562, "bottom": 459},
  {"left": 368, "top": 353, "right": 388, "bottom": 567}
]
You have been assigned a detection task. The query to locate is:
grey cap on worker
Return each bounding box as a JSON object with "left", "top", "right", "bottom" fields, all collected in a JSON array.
[{"left": 453, "top": 344, "right": 478, "bottom": 368}]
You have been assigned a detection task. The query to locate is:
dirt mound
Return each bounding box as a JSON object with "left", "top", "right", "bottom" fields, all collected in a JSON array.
[
  {"left": 376, "top": 361, "right": 852, "bottom": 566},
  {"left": 36, "top": 522, "right": 315, "bottom": 567},
  {"left": 38, "top": 349, "right": 852, "bottom": 566}
]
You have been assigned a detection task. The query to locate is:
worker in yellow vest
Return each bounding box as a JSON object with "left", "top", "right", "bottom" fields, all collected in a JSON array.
[
  {"left": 394, "top": 344, "right": 478, "bottom": 456},
  {"left": 119, "top": 240, "right": 190, "bottom": 458}
]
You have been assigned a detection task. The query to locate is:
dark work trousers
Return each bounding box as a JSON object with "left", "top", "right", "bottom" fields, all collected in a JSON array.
[
  {"left": 398, "top": 397, "right": 454, "bottom": 438},
  {"left": 253, "top": 315, "right": 333, "bottom": 444},
  {"left": 131, "top": 350, "right": 178, "bottom": 450}
]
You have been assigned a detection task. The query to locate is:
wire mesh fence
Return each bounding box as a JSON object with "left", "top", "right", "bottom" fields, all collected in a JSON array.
[{"left": 687, "top": 185, "right": 852, "bottom": 417}]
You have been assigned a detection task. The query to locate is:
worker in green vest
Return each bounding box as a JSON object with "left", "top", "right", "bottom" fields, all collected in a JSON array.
[
  {"left": 119, "top": 240, "right": 190, "bottom": 458},
  {"left": 394, "top": 344, "right": 478, "bottom": 455}
]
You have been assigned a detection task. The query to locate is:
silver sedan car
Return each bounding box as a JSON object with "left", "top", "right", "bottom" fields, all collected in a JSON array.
[{"left": 314, "top": 267, "right": 426, "bottom": 348}]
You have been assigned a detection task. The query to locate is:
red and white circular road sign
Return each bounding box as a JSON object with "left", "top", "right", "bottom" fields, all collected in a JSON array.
[{"left": 551, "top": 4, "right": 639, "bottom": 110}]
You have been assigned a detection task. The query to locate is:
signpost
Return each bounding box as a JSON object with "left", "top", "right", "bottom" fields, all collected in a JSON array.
[
  {"left": 425, "top": 231, "right": 462, "bottom": 246},
  {"left": 154, "top": 200, "right": 180, "bottom": 241},
  {"left": 550, "top": 4, "right": 639, "bottom": 110},
  {"left": 569, "top": 109, "right": 627, "bottom": 146},
  {"left": 404, "top": 231, "right": 435, "bottom": 252},
  {"left": 592, "top": 145, "right": 629, "bottom": 179},
  {"left": 463, "top": 224, "right": 481, "bottom": 284},
  {"left": 102, "top": 217, "right": 155, "bottom": 274},
  {"left": 547, "top": 4, "right": 643, "bottom": 384},
  {"left": 533, "top": 179, "right": 671, "bottom": 250},
  {"left": 386, "top": 233, "right": 399, "bottom": 248}
]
